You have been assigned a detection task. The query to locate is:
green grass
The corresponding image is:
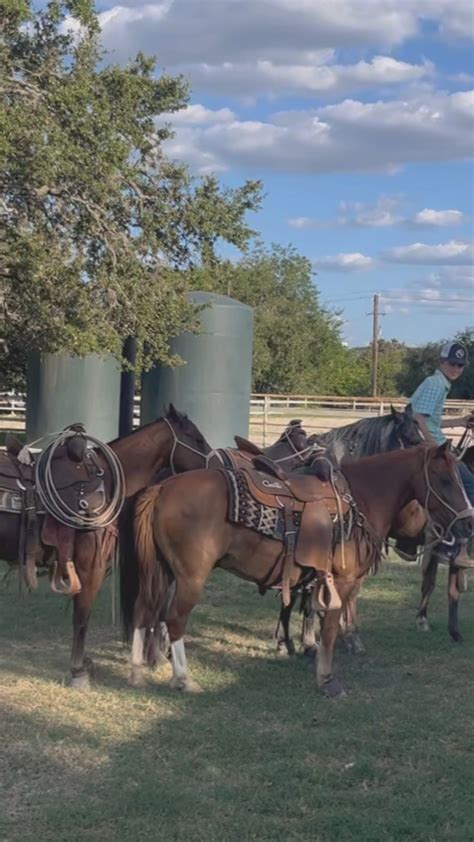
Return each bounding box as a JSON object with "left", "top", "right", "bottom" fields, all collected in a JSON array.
[{"left": 0, "top": 560, "right": 473, "bottom": 842}]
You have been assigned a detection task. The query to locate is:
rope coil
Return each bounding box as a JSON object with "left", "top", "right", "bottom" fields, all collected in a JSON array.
[{"left": 34, "top": 430, "right": 125, "bottom": 529}]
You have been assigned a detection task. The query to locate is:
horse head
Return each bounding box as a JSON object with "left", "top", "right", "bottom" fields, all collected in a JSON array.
[
  {"left": 280, "top": 419, "right": 308, "bottom": 453},
  {"left": 421, "top": 441, "right": 472, "bottom": 543},
  {"left": 390, "top": 403, "right": 424, "bottom": 448},
  {"left": 165, "top": 404, "right": 213, "bottom": 472}
]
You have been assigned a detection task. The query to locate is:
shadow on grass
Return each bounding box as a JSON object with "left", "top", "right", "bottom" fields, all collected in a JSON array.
[{"left": 1, "top": 563, "right": 473, "bottom": 841}]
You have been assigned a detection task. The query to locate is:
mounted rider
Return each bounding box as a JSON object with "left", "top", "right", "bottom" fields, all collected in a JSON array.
[{"left": 410, "top": 341, "right": 474, "bottom": 568}]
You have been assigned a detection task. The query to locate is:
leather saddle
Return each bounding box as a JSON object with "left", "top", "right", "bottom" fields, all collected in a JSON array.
[
  {"left": 221, "top": 459, "right": 349, "bottom": 609},
  {"left": 0, "top": 434, "right": 105, "bottom": 594}
]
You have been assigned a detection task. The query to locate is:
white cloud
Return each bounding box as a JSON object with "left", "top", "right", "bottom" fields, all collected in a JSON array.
[
  {"left": 412, "top": 208, "right": 467, "bottom": 227},
  {"left": 289, "top": 198, "right": 468, "bottom": 229},
  {"left": 97, "top": 1, "right": 474, "bottom": 72},
  {"left": 185, "top": 56, "right": 432, "bottom": 100},
  {"left": 313, "top": 252, "right": 374, "bottom": 272},
  {"left": 338, "top": 196, "right": 403, "bottom": 227},
  {"left": 288, "top": 217, "right": 316, "bottom": 229},
  {"left": 381, "top": 265, "right": 474, "bottom": 314},
  {"left": 382, "top": 240, "right": 474, "bottom": 265},
  {"left": 161, "top": 90, "right": 474, "bottom": 175}
]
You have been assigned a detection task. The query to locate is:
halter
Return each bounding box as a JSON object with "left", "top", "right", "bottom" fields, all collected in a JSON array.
[
  {"left": 422, "top": 448, "right": 473, "bottom": 544},
  {"left": 164, "top": 417, "right": 224, "bottom": 475},
  {"left": 278, "top": 426, "right": 325, "bottom": 464}
]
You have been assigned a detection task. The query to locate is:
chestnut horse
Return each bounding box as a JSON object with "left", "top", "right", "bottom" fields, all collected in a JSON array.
[
  {"left": 125, "top": 443, "right": 471, "bottom": 697},
  {"left": 64, "top": 406, "right": 215, "bottom": 688}
]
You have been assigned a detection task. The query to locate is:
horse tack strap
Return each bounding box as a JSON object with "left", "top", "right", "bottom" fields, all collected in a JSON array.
[{"left": 41, "top": 516, "right": 82, "bottom": 596}]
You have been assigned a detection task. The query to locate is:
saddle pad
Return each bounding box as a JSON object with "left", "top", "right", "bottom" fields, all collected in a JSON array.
[{"left": 223, "top": 467, "right": 285, "bottom": 540}]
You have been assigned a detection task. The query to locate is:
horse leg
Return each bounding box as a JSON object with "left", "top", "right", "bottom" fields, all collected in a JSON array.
[
  {"left": 69, "top": 533, "right": 107, "bottom": 690},
  {"left": 340, "top": 580, "right": 366, "bottom": 655},
  {"left": 166, "top": 578, "right": 207, "bottom": 693},
  {"left": 447, "top": 564, "right": 463, "bottom": 643},
  {"left": 276, "top": 590, "right": 298, "bottom": 656},
  {"left": 301, "top": 590, "right": 319, "bottom": 659},
  {"left": 315, "top": 607, "right": 346, "bottom": 698},
  {"left": 416, "top": 548, "right": 439, "bottom": 632}
]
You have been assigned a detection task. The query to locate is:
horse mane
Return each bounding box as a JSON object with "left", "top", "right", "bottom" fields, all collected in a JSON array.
[{"left": 318, "top": 414, "right": 398, "bottom": 458}]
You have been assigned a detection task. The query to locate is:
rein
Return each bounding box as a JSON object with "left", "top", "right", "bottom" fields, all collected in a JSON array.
[{"left": 422, "top": 448, "right": 472, "bottom": 546}]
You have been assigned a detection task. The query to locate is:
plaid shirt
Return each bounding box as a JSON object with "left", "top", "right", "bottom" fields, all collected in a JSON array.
[{"left": 410, "top": 369, "right": 451, "bottom": 444}]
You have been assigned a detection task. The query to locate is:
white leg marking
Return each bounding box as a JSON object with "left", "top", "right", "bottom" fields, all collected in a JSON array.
[
  {"left": 129, "top": 627, "right": 147, "bottom": 687},
  {"left": 169, "top": 638, "right": 203, "bottom": 693}
]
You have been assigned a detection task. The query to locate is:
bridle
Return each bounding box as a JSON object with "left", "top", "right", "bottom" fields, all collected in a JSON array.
[
  {"left": 277, "top": 426, "right": 325, "bottom": 465},
  {"left": 422, "top": 448, "right": 472, "bottom": 545},
  {"left": 164, "top": 417, "right": 224, "bottom": 475}
]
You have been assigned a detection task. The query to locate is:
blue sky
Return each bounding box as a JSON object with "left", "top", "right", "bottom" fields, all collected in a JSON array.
[{"left": 94, "top": 0, "right": 474, "bottom": 347}]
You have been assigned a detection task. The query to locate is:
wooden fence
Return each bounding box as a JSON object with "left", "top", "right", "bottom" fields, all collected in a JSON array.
[
  {"left": 2, "top": 391, "right": 473, "bottom": 447},
  {"left": 249, "top": 394, "right": 473, "bottom": 446}
]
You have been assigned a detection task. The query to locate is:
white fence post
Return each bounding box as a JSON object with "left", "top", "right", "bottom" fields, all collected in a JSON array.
[{"left": 263, "top": 395, "right": 270, "bottom": 446}]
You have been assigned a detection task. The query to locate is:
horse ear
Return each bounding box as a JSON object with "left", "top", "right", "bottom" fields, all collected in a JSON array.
[
  {"left": 391, "top": 405, "right": 403, "bottom": 423},
  {"left": 168, "top": 403, "right": 180, "bottom": 421},
  {"left": 404, "top": 403, "right": 413, "bottom": 418}
]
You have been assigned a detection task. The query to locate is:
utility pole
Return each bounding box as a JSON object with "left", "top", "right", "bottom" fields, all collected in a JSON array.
[{"left": 371, "top": 294, "right": 380, "bottom": 397}]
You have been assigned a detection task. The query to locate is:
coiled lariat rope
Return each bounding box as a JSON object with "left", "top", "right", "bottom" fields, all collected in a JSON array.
[{"left": 34, "top": 430, "right": 125, "bottom": 529}]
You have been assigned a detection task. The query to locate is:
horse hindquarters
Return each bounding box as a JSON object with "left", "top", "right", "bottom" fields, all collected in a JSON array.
[{"left": 130, "top": 474, "right": 230, "bottom": 691}]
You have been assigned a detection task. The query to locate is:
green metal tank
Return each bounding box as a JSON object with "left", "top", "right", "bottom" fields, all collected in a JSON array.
[
  {"left": 141, "top": 292, "right": 254, "bottom": 448},
  {"left": 26, "top": 352, "right": 121, "bottom": 443}
]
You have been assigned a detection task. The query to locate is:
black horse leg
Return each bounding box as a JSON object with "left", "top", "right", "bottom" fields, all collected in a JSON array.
[
  {"left": 300, "top": 589, "right": 319, "bottom": 658},
  {"left": 447, "top": 565, "right": 463, "bottom": 643},
  {"left": 70, "top": 532, "right": 107, "bottom": 689},
  {"left": 276, "top": 590, "right": 298, "bottom": 656},
  {"left": 416, "top": 549, "right": 439, "bottom": 632}
]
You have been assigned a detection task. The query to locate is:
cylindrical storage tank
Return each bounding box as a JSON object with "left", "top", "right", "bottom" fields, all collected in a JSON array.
[
  {"left": 26, "top": 352, "right": 121, "bottom": 443},
  {"left": 141, "top": 292, "right": 253, "bottom": 448}
]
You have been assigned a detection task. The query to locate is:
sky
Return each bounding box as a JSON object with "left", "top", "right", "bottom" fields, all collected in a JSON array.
[{"left": 93, "top": 0, "right": 474, "bottom": 347}]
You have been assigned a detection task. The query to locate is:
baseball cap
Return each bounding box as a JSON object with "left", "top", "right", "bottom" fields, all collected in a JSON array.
[{"left": 440, "top": 342, "right": 468, "bottom": 365}]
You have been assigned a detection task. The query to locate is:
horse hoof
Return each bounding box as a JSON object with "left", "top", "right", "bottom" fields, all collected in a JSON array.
[
  {"left": 352, "top": 638, "right": 366, "bottom": 656},
  {"left": 169, "top": 677, "right": 203, "bottom": 693},
  {"left": 302, "top": 645, "right": 318, "bottom": 662},
  {"left": 68, "top": 672, "right": 91, "bottom": 691},
  {"left": 128, "top": 666, "right": 146, "bottom": 687},
  {"left": 450, "top": 632, "right": 463, "bottom": 643},
  {"left": 416, "top": 617, "right": 430, "bottom": 633},
  {"left": 321, "top": 677, "right": 347, "bottom": 699},
  {"left": 276, "top": 639, "right": 295, "bottom": 657}
]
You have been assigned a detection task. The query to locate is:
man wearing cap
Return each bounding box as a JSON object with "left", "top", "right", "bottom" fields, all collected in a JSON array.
[{"left": 410, "top": 341, "right": 474, "bottom": 567}]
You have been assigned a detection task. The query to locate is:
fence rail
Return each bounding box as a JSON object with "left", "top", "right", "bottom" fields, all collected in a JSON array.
[{"left": 2, "top": 391, "right": 473, "bottom": 447}]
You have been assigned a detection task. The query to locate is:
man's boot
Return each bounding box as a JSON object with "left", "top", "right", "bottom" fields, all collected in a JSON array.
[{"left": 437, "top": 540, "right": 474, "bottom": 569}]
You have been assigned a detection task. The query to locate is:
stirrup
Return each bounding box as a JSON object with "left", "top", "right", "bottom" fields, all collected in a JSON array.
[
  {"left": 51, "top": 560, "right": 82, "bottom": 596},
  {"left": 313, "top": 573, "right": 341, "bottom": 612}
]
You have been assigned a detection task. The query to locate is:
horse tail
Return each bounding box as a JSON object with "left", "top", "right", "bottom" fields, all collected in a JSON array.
[
  {"left": 133, "top": 485, "right": 175, "bottom": 640},
  {"left": 119, "top": 496, "right": 139, "bottom": 642}
]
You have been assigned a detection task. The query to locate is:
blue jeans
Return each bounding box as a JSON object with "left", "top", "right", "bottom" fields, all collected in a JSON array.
[{"left": 458, "top": 462, "right": 474, "bottom": 506}]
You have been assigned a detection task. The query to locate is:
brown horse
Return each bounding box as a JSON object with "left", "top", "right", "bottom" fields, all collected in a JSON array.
[
  {"left": 125, "top": 443, "right": 471, "bottom": 697},
  {"left": 49, "top": 406, "right": 215, "bottom": 688}
]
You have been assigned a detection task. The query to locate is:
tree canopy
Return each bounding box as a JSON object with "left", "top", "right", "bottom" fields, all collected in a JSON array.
[
  {"left": 186, "top": 244, "right": 366, "bottom": 394},
  {"left": 0, "top": 0, "right": 262, "bottom": 386}
]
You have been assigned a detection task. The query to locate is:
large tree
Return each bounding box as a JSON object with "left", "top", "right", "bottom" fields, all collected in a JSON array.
[
  {"left": 0, "top": 0, "right": 262, "bottom": 387},
  {"left": 187, "top": 244, "right": 365, "bottom": 394}
]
